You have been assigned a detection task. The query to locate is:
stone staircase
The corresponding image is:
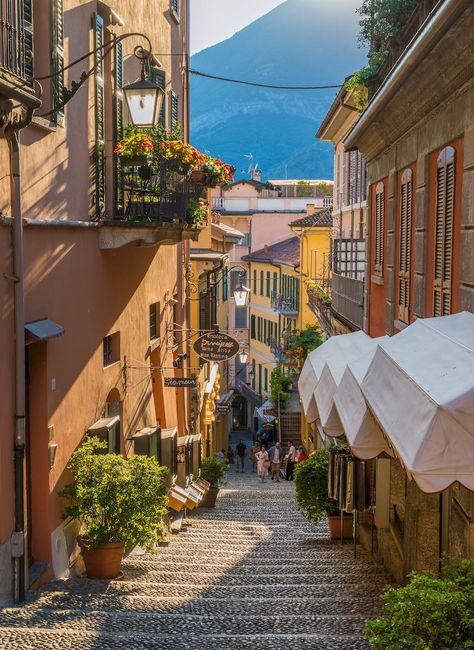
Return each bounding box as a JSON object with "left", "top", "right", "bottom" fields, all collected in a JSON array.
[{"left": 0, "top": 472, "right": 387, "bottom": 649}]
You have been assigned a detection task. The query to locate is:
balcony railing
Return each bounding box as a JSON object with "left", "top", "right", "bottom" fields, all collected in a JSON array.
[
  {"left": 211, "top": 197, "right": 224, "bottom": 209},
  {"left": 331, "top": 273, "right": 364, "bottom": 331},
  {"left": 114, "top": 156, "right": 207, "bottom": 228},
  {"left": 271, "top": 291, "right": 298, "bottom": 315},
  {"left": 306, "top": 285, "right": 333, "bottom": 338},
  {"left": 269, "top": 337, "right": 287, "bottom": 361},
  {"left": 0, "top": 2, "right": 32, "bottom": 82}
]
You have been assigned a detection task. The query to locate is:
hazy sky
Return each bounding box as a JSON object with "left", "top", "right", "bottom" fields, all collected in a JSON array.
[{"left": 191, "top": 0, "right": 285, "bottom": 54}]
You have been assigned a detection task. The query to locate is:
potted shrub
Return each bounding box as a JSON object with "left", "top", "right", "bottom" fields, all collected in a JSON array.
[
  {"left": 365, "top": 559, "right": 474, "bottom": 649},
  {"left": 60, "top": 437, "right": 168, "bottom": 579},
  {"left": 199, "top": 456, "right": 228, "bottom": 508},
  {"left": 294, "top": 448, "right": 352, "bottom": 540}
]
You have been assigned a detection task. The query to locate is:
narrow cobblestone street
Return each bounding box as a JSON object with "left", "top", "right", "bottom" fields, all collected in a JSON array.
[{"left": 0, "top": 470, "right": 387, "bottom": 649}]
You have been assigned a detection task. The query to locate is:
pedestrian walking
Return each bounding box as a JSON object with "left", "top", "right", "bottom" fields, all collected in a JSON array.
[
  {"left": 268, "top": 441, "right": 283, "bottom": 482},
  {"left": 251, "top": 442, "right": 261, "bottom": 473},
  {"left": 286, "top": 440, "right": 296, "bottom": 481},
  {"left": 255, "top": 445, "right": 269, "bottom": 482},
  {"left": 227, "top": 447, "right": 235, "bottom": 464},
  {"left": 236, "top": 439, "right": 247, "bottom": 473}
]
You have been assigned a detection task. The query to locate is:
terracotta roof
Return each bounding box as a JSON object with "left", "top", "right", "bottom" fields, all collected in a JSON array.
[
  {"left": 211, "top": 221, "right": 244, "bottom": 241},
  {"left": 241, "top": 236, "right": 300, "bottom": 267},
  {"left": 289, "top": 208, "right": 333, "bottom": 228},
  {"left": 225, "top": 179, "right": 275, "bottom": 191}
]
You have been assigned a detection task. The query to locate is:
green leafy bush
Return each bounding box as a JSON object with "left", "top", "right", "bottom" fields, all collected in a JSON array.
[
  {"left": 286, "top": 324, "right": 323, "bottom": 363},
  {"left": 60, "top": 437, "right": 168, "bottom": 550},
  {"left": 270, "top": 366, "right": 292, "bottom": 406},
  {"left": 200, "top": 456, "right": 228, "bottom": 489},
  {"left": 366, "top": 559, "right": 474, "bottom": 649},
  {"left": 294, "top": 448, "right": 338, "bottom": 524}
]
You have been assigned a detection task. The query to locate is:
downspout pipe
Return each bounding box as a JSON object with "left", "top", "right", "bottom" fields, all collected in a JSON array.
[{"left": 5, "top": 123, "right": 27, "bottom": 603}]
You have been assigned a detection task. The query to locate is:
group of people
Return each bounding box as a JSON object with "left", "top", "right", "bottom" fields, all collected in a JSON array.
[{"left": 219, "top": 439, "right": 307, "bottom": 483}]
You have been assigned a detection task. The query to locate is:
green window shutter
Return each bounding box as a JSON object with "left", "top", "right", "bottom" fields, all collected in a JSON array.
[
  {"left": 250, "top": 315, "right": 256, "bottom": 339},
  {"left": 266, "top": 272, "right": 270, "bottom": 297},
  {"left": 257, "top": 317, "right": 261, "bottom": 341},
  {"left": 93, "top": 13, "right": 106, "bottom": 219},
  {"left": 253, "top": 270, "right": 257, "bottom": 294},
  {"left": 296, "top": 278, "right": 300, "bottom": 311},
  {"left": 273, "top": 272, "right": 278, "bottom": 295},
  {"left": 51, "top": 0, "right": 64, "bottom": 124},
  {"left": 258, "top": 364, "right": 262, "bottom": 394},
  {"left": 171, "top": 91, "right": 179, "bottom": 128},
  {"left": 264, "top": 320, "right": 267, "bottom": 344},
  {"left": 252, "top": 359, "right": 256, "bottom": 388},
  {"left": 264, "top": 368, "right": 268, "bottom": 392},
  {"left": 113, "top": 37, "right": 124, "bottom": 217},
  {"left": 150, "top": 68, "right": 166, "bottom": 126},
  {"left": 23, "top": 0, "right": 34, "bottom": 83},
  {"left": 260, "top": 270, "right": 264, "bottom": 296}
]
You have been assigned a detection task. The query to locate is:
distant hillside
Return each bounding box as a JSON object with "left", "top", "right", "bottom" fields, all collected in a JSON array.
[{"left": 190, "top": 0, "right": 367, "bottom": 180}]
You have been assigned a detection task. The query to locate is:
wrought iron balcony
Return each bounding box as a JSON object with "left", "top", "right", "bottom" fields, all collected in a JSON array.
[
  {"left": 271, "top": 291, "right": 298, "bottom": 316},
  {"left": 331, "top": 273, "right": 364, "bottom": 331},
  {"left": 306, "top": 282, "right": 333, "bottom": 338},
  {"left": 269, "top": 337, "right": 287, "bottom": 361},
  {"left": 100, "top": 156, "right": 208, "bottom": 249}
]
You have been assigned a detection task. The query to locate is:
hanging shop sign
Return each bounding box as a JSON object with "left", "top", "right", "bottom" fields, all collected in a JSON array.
[
  {"left": 216, "top": 404, "right": 231, "bottom": 414},
  {"left": 193, "top": 332, "right": 240, "bottom": 362},
  {"left": 164, "top": 377, "right": 197, "bottom": 388}
]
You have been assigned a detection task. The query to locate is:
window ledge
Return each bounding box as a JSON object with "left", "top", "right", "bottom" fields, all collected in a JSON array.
[
  {"left": 30, "top": 115, "right": 57, "bottom": 133},
  {"left": 394, "top": 319, "right": 408, "bottom": 331},
  {"left": 103, "top": 360, "right": 120, "bottom": 370},
  {"left": 371, "top": 274, "right": 384, "bottom": 286}
]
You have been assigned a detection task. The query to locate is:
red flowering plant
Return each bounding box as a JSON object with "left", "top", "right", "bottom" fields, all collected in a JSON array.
[
  {"left": 202, "top": 155, "right": 235, "bottom": 185},
  {"left": 114, "top": 132, "right": 154, "bottom": 160},
  {"left": 160, "top": 140, "right": 204, "bottom": 168}
]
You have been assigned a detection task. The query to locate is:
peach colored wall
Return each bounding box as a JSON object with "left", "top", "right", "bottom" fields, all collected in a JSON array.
[{"left": 251, "top": 213, "right": 302, "bottom": 251}]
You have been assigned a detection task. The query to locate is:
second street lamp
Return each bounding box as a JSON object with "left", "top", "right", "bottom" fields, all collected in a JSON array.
[{"left": 233, "top": 280, "right": 250, "bottom": 306}]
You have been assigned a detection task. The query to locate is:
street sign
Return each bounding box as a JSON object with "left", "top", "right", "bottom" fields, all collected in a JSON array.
[
  {"left": 164, "top": 377, "right": 197, "bottom": 388},
  {"left": 193, "top": 332, "right": 240, "bottom": 362}
]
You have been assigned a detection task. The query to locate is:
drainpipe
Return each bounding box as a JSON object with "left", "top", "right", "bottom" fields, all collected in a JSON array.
[{"left": 5, "top": 124, "right": 27, "bottom": 602}]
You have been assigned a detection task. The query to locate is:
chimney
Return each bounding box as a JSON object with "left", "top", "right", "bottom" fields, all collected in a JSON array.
[
  {"left": 251, "top": 168, "right": 262, "bottom": 182},
  {"left": 306, "top": 203, "right": 316, "bottom": 215}
]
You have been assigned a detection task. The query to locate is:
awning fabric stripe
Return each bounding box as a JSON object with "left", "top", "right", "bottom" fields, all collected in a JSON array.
[{"left": 362, "top": 312, "right": 474, "bottom": 493}]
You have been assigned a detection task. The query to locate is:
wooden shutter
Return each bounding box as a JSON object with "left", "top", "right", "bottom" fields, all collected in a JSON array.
[
  {"left": 222, "top": 268, "right": 228, "bottom": 301},
  {"left": 398, "top": 169, "right": 413, "bottom": 323},
  {"left": 93, "top": 14, "right": 106, "bottom": 219},
  {"left": 250, "top": 315, "right": 256, "bottom": 339},
  {"left": 113, "top": 37, "right": 124, "bottom": 216},
  {"left": 22, "top": 0, "right": 34, "bottom": 83},
  {"left": 253, "top": 270, "right": 257, "bottom": 294},
  {"left": 51, "top": 0, "right": 64, "bottom": 124},
  {"left": 170, "top": 91, "right": 179, "bottom": 128},
  {"left": 273, "top": 272, "right": 278, "bottom": 295},
  {"left": 374, "top": 182, "right": 385, "bottom": 275},
  {"left": 150, "top": 68, "right": 166, "bottom": 126},
  {"left": 433, "top": 146, "right": 455, "bottom": 316}
]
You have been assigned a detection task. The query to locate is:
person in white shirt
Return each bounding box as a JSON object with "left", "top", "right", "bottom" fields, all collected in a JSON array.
[{"left": 286, "top": 440, "right": 296, "bottom": 481}]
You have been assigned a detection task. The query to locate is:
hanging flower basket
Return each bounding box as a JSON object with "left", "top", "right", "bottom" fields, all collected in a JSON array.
[{"left": 189, "top": 169, "right": 209, "bottom": 184}]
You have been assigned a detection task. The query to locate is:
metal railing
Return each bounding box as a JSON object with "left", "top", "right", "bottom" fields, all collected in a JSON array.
[
  {"left": 271, "top": 291, "right": 298, "bottom": 314},
  {"left": 211, "top": 197, "right": 224, "bottom": 209},
  {"left": 0, "top": 3, "right": 30, "bottom": 81},
  {"left": 331, "top": 273, "right": 364, "bottom": 331}
]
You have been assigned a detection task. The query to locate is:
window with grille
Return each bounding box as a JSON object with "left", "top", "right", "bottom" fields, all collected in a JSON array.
[
  {"left": 103, "top": 332, "right": 119, "bottom": 367},
  {"left": 149, "top": 303, "right": 158, "bottom": 340},
  {"left": 398, "top": 169, "right": 413, "bottom": 323},
  {"left": 433, "top": 146, "right": 456, "bottom": 317},
  {"left": 374, "top": 182, "right": 385, "bottom": 276}
]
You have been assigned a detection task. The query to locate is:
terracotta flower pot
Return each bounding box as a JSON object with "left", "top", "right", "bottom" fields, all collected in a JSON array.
[
  {"left": 200, "top": 487, "right": 219, "bottom": 508},
  {"left": 78, "top": 537, "right": 124, "bottom": 579},
  {"left": 190, "top": 169, "right": 207, "bottom": 183},
  {"left": 328, "top": 514, "right": 354, "bottom": 540}
]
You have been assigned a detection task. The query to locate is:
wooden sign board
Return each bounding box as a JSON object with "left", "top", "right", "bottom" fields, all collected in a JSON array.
[
  {"left": 193, "top": 332, "right": 240, "bottom": 362},
  {"left": 164, "top": 377, "right": 197, "bottom": 388}
]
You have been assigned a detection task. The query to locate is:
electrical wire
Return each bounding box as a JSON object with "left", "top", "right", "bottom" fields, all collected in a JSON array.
[{"left": 189, "top": 69, "right": 342, "bottom": 91}]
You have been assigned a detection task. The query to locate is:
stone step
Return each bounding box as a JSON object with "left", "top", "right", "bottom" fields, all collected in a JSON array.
[
  {"left": 0, "top": 627, "right": 371, "bottom": 650},
  {"left": 0, "top": 611, "right": 371, "bottom": 636},
  {"left": 20, "top": 594, "right": 382, "bottom": 616},
  {"left": 36, "top": 579, "right": 385, "bottom": 599}
]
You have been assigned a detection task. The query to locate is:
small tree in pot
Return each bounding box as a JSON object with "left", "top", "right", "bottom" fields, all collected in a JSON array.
[
  {"left": 294, "top": 448, "right": 351, "bottom": 539},
  {"left": 60, "top": 437, "right": 168, "bottom": 579},
  {"left": 199, "top": 456, "right": 228, "bottom": 508}
]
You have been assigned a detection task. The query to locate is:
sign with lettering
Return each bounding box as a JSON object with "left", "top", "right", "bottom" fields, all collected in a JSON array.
[
  {"left": 164, "top": 377, "right": 197, "bottom": 388},
  {"left": 193, "top": 332, "right": 240, "bottom": 362},
  {"left": 216, "top": 404, "right": 231, "bottom": 414}
]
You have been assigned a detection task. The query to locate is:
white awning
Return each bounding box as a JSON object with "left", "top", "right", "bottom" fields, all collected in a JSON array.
[
  {"left": 314, "top": 332, "right": 376, "bottom": 436},
  {"left": 334, "top": 341, "right": 393, "bottom": 459},
  {"left": 298, "top": 331, "right": 370, "bottom": 423},
  {"left": 362, "top": 312, "right": 474, "bottom": 493}
]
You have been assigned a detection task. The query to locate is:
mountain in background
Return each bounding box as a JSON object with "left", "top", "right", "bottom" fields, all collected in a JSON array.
[{"left": 190, "top": 0, "right": 367, "bottom": 180}]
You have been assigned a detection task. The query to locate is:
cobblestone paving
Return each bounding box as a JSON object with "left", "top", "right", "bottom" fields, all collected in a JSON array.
[{"left": 0, "top": 470, "right": 388, "bottom": 649}]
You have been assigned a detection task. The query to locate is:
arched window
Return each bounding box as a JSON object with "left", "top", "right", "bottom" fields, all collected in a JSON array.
[
  {"left": 374, "top": 182, "right": 385, "bottom": 275},
  {"left": 433, "top": 146, "right": 455, "bottom": 317},
  {"left": 398, "top": 169, "right": 413, "bottom": 323}
]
